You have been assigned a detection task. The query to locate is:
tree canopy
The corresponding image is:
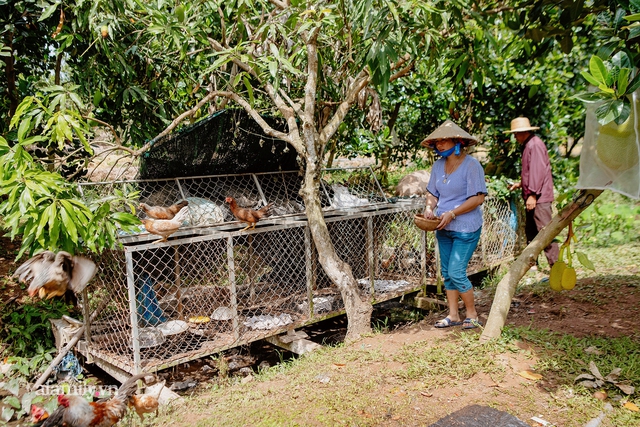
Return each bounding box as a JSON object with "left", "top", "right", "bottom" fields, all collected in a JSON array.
[{"left": 2, "top": 0, "right": 639, "bottom": 338}]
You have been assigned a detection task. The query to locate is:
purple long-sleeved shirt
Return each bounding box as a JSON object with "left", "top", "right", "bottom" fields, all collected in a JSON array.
[{"left": 521, "top": 135, "right": 554, "bottom": 203}]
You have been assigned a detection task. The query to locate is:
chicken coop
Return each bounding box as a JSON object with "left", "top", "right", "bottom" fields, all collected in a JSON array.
[
  {"left": 71, "top": 110, "right": 517, "bottom": 380},
  {"left": 73, "top": 167, "right": 516, "bottom": 380}
]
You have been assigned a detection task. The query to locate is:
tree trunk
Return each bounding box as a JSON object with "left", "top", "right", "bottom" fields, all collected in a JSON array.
[
  {"left": 480, "top": 189, "right": 603, "bottom": 342},
  {"left": 300, "top": 159, "right": 373, "bottom": 341}
]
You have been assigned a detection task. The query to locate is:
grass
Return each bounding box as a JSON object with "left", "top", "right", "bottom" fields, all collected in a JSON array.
[
  {"left": 147, "top": 324, "right": 640, "bottom": 427},
  {"left": 145, "top": 230, "right": 640, "bottom": 427}
]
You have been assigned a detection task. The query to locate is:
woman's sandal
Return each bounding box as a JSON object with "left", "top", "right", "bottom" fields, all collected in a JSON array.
[
  {"left": 462, "top": 318, "right": 483, "bottom": 329},
  {"left": 434, "top": 317, "right": 463, "bottom": 328}
]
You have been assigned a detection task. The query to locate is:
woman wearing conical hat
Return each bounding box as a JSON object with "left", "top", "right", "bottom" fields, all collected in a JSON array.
[{"left": 421, "top": 120, "right": 487, "bottom": 329}]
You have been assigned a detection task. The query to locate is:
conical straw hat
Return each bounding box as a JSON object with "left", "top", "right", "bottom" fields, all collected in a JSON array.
[
  {"left": 504, "top": 117, "right": 540, "bottom": 133},
  {"left": 420, "top": 120, "right": 478, "bottom": 147}
]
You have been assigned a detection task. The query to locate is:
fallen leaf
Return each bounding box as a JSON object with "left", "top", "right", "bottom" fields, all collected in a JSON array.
[
  {"left": 420, "top": 391, "right": 433, "bottom": 397},
  {"left": 333, "top": 363, "right": 346, "bottom": 367},
  {"left": 617, "top": 384, "right": 635, "bottom": 395},
  {"left": 518, "top": 370, "right": 543, "bottom": 381},
  {"left": 623, "top": 402, "right": 639, "bottom": 412},
  {"left": 584, "top": 346, "right": 603, "bottom": 355},
  {"left": 589, "top": 361, "right": 604, "bottom": 380}
]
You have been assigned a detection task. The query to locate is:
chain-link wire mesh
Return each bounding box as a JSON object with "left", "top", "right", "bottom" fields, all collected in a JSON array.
[{"left": 76, "top": 168, "right": 516, "bottom": 376}]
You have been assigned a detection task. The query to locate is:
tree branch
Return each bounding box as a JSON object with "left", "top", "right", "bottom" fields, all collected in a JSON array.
[
  {"left": 83, "top": 116, "right": 122, "bottom": 146},
  {"left": 268, "top": 0, "right": 289, "bottom": 10},
  {"left": 318, "top": 70, "right": 370, "bottom": 146}
]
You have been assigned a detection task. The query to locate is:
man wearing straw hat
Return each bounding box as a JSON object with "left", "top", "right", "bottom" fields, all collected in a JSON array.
[
  {"left": 421, "top": 120, "right": 487, "bottom": 329},
  {"left": 506, "top": 117, "right": 559, "bottom": 268}
]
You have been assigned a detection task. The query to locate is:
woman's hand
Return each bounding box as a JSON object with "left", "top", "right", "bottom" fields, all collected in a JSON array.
[
  {"left": 436, "top": 210, "right": 455, "bottom": 229},
  {"left": 424, "top": 205, "right": 437, "bottom": 219}
]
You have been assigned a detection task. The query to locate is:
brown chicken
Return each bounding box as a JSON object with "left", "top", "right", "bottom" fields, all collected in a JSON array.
[
  {"left": 13, "top": 251, "right": 97, "bottom": 300},
  {"left": 129, "top": 394, "right": 159, "bottom": 421},
  {"left": 139, "top": 200, "right": 189, "bottom": 220},
  {"left": 40, "top": 373, "right": 150, "bottom": 427},
  {"left": 225, "top": 197, "right": 273, "bottom": 231},
  {"left": 140, "top": 206, "right": 189, "bottom": 243}
]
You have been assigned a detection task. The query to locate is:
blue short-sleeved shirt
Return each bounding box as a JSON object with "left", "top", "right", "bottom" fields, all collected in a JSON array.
[{"left": 426, "top": 155, "right": 487, "bottom": 232}]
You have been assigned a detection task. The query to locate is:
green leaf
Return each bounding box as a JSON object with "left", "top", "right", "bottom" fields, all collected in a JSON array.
[
  {"left": 268, "top": 61, "right": 278, "bottom": 79},
  {"left": 59, "top": 204, "right": 78, "bottom": 244},
  {"left": 627, "top": 73, "right": 640, "bottom": 93},
  {"left": 580, "top": 71, "right": 601, "bottom": 87},
  {"left": 455, "top": 59, "right": 470, "bottom": 85},
  {"left": 595, "top": 99, "right": 625, "bottom": 126},
  {"left": 611, "top": 51, "right": 631, "bottom": 69},
  {"left": 589, "top": 56, "right": 609, "bottom": 86},
  {"left": 49, "top": 203, "right": 59, "bottom": 249},
  {"left": 624, "top": 13, "right": 640, "bottom": 22},
  {"left": 572, "top": 92, "right": 605, "bottom": 103},
  {"left": 617, "top": 68, "right": 630, "bottom": 95},
  {"left": 3, "top": 396, "right": 20, "bottom": 409},
  {"left": 576, "top": 251, "right": 595, "bottom": 271},
  {"left": 17, "top": 117, "right": 32, "bottom": 142},
  {"left": 1, "top": 407, "right": 14, "bottom": 422},
  {"left": 613, "top": 101, "right": 631, "bottom": 125},
  {"left": 39, "top": 3, "right": 59, "bottom": 21},
  {"left": 243, "top": 76, "right": 254, "bottom": 106}
]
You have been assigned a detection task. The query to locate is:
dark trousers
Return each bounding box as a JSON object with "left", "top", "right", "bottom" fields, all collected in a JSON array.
[{"left": 525, "top": 201, "right": 559, "bottom": 267}]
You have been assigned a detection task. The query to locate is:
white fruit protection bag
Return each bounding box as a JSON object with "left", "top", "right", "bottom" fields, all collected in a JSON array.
[{"left": 576, "top": 89, "right": 640, "bottom": 198}]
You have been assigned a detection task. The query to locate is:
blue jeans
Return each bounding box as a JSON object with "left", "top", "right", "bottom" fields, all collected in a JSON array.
[{"left": 435, "top": 228, "right": 482, "bottom": 293}]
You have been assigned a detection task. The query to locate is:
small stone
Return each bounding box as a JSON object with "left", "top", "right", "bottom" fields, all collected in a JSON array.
[{"left": 238, "top": 367, "right": 253, "bottom": 377}]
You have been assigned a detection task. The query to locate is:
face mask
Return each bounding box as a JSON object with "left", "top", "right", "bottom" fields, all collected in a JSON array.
[{"left": 434, "top": 142, "right": 461, "bottom": 158}]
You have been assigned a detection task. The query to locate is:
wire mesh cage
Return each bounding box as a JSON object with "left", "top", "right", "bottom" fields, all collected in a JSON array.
[{"left": 75, "top": 167, "right": 516, "bottom": 378}]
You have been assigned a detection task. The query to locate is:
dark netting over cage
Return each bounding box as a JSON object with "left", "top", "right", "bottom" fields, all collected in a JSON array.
[{"left": 140, "top": 109, "right": 298, "bottom": 179}]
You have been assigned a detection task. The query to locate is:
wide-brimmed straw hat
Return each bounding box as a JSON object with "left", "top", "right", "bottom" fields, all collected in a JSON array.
[
  {"left": 504, "top": 117, "right": 540, "bottom": 133},
  {"left": 420, "top": 119, "right": 477, "bottom": 147}
]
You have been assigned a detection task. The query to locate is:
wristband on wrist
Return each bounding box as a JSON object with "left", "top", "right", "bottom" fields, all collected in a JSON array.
[{"left": 448, "top": 210, "right": 456, "bottom": 220}]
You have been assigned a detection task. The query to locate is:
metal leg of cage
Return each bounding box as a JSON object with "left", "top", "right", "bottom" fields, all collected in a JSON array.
[
  {"left": 125, "top": 251, "right": 143, "bottom": 374},
  {"left": 226, "top": 236, "right": 240, "bottom": 340},
  {"left": 252, "top": 174, "right": 268, "bottom": 206},
  {"left": 304, "top": 226, "right": 316, "bottom": 319},
  {"left": 367, "top": 216, "right": 375, "bottom": 299},
  {"left": 434, "top": 235, "right": 443, "bottom": 295},
  {"left": 174, "top": 246, "right": 184, "bottom": 320},
  {"left": 247, "top": 234, "right": 256, "bottom": 304}
]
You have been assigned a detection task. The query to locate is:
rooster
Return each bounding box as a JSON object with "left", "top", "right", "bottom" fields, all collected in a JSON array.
[
  {"left": 40, "top": 373, "right": 150, "bottom": 427},
  {"left": 13, "top": 251, "right": 97, "bottom": 300},
  {"left": 139, "top": 200, "right": 189, "bottom": 220},
  {"left": 30, "top": 404, "right": 50, "bottom": 424},
  {"left": 225, "top": 197, "right": 273, "bottom": 231},
  {"left": 140, "top": 206, "right": 189, "bottom": 243}
]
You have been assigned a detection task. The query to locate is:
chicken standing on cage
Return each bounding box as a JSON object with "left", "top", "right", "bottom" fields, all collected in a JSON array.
[
  {"left": 139, "top": 200, "right": 189, "bottom": 220},
  {"left": 13, "top": 251, "right": 97, "bottom": 300},
  {"left": 140, "top": 206, "right": 189, "bottom": 243},
  {"left": 39, "top": 373, "right": 152, "bottom": 427},
  {"left": 225, "top": 196, "right": 273, "bottom": 231}
]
